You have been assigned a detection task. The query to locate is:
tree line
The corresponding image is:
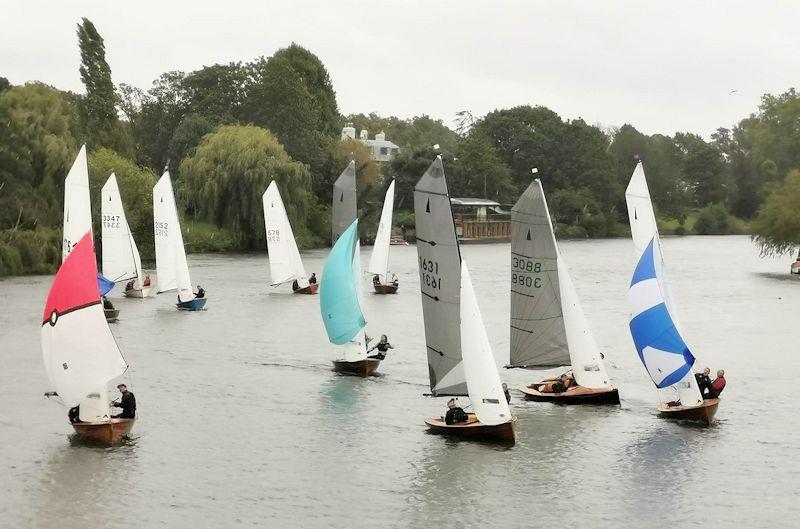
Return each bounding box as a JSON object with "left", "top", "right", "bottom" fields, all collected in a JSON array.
[{"left": 1, "top": 17, "right": 799, "bottom": 276}]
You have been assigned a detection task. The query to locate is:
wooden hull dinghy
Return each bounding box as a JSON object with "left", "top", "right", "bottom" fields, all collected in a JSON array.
[
  {"left": 72, "top": 418, "right": 135, "bottom": 444},
  {"left": 294, "top": 283, "right": 319, "bottom": 295},
  {"left": 123, "top": 287, "right": 151, "bottom": 298},
  {"left": 520, "top": 384, "right": 620, "bottom": 405},
  {"left": 424, "top": 414, "right": 516, "bottom": 444},
  {"left": 658, "top": 398, "right": 719, "bottom": 425},
  {"left": 177, "top": 298, "right": 207, "bottom": 311},
  {"left": 390, "top": 236, "right": 408, "bottom": 246},
  {"left": 332, "top": 358, "right": 381, "bottom": 377},
  {"left": 791, "top": 262, "right": 800, "bottom": 275},
  {"left": 372, "top": 282, "right": 398, "bottom": 295},
  {"left": 104, "top": 308, "right": 120, "bottom": 322}
]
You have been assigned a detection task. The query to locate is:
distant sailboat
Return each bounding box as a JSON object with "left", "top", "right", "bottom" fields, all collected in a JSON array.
[
  {"left": 367, "top": 180, "right": 399, "bottom": 294},
  {"left": 320, "top": 220, "right": 380, "bottom": 376},
  {"left": 153, "top": 171, "right": 206, "bottom": 311},
  {"left": 42, "top": 232, "right": 134, "bottom": 444},
  {"left": 332, "top": 161, "right": 357, "bottom": 245},
  {"left": 263, "top": 180, "right": 318, "bottom": 294},
  {"left": 625, "top": 161, "right": 719, "bottom": 424},
  {"left": 101, "top": 173, "right": 150, "bottom": 298},
  {"left": 62, "top": 145, "right": 118, "bottom": 322},
  {"left": 415, "top": 157, "right": 515, "bottom": 443},
  {"left": 511, "top": 180, "right": 619, "bottom": 405}
]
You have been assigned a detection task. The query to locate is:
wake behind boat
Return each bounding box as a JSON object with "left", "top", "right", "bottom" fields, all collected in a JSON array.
[
  {"left": 509, "top": 179, "right": 619, "bottom": 405},
  {"left": 415, "top": 157, "right": 515, "bottom": 444},
  {"left": 625, "top": 161, "right": 720, "bottom": 425},
  {"left": 153, "top": 171, "right": 207, "bottom": 311},
  {"left": 42, "top": 232, "right": 134, "bottom": 444}
]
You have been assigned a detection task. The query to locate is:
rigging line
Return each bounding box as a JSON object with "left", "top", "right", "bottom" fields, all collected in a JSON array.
[{"left": 414, "top": 188, "right": 449, "bottom": 198}]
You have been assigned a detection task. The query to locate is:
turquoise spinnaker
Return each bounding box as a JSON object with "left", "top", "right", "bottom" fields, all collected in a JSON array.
[{"left": 320, "top": 220, "right": 366, "bottom": 345}]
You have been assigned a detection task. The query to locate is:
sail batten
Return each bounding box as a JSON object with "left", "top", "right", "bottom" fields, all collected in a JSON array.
[
  {"left": 414, "top": 157, "right": 466, "bottom": 396},
  {"left": 263, "top": 181, "right": 309, "bottom": 288}
]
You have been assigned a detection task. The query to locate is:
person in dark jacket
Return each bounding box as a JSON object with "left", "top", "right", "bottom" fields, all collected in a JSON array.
[
  {"left": 102, "top": 296, "right": 114, "bottom": 310},
  {"left": 707, "top": 369, "right": 726, "bottom": 399},
  {"left": 695, "top": 367, "right": 712, "bottom": 396},
  {"left": 502, "top": 382, "right": 511, "bottom": 404},
  {"left": 444, "top": 399, "right": 469, "bottom": 425},
  {"left": 367, "top": 335, "right": 393, "bottom": 360},
  {"left": 195, "top": 285, "right": 205, "bottom": 298},
  {"left": 111, "top": 384, "right": 136, "bottom": 419},
  {"left": 309, "top": 273, "right": 317, "bottom": 284}
]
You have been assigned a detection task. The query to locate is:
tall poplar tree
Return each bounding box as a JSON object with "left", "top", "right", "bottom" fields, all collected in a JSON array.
[{"left": 77, "top": 17, "right": 118, "bottom": 147}]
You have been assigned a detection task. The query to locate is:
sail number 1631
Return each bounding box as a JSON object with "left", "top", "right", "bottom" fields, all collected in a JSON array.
[{"left": 420, "top": 258, "right": 442, "bottom": 290}]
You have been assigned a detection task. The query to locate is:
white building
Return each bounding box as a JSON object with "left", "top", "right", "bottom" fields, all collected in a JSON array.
[{"left": 341, "top": 124, "right": 400, "bottom": 163}]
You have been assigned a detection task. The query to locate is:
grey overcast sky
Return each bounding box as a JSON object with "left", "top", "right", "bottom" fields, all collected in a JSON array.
[{"left": 2, "top": 0, "right": 799, "bottom": 138}]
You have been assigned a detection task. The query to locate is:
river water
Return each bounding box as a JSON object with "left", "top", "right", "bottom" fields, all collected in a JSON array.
[{"left": 0, "top": 235, "right": 797, "bottom": 528}]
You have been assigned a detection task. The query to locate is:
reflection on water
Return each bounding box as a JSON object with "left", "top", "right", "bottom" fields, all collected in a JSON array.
[{"left": 1, "top": 236, "right": 798, "bottom": 527}]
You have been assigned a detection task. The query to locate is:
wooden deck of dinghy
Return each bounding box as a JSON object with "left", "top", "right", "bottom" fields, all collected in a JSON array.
[
  {"left": 123, "top": 287, "right": 151, "bottom": 298},
  {"left": 294, "top": 283, "right": 319, "bottom": 295},
  {"left": 372, "top": 283, "right": 398, "bottom": 295},
  {"left": 104, "top": 308, "right": 120, "bottom": 322},
  {"left": 520, "top": 384, "right": 620, "bottom": 405},
  {"left": 72, "top": 418, "right": 135, "bottom": 444},
  {"left": 332, "top": 358, "right": 382, "bottom": 377},
  {"left": 425, "top": 414, "right": 516, "bottom": 444},
  {"left": 658, "top": 398, "right": 720, "bottom": 425}
]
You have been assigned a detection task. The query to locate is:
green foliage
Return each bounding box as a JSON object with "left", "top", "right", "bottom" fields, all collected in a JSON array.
[
  {"left": 451, "top": 135, "right": 515, "bottom": 203},
  {"left": 0, "top": 228, "right": 61, "bottom": 276},
  {"left": 87, "top": 148, "right": 158, "bottom": 258},
  {"left": 694, "top": 203, "right": 732, "bottom": 235},
  {"left": 166, "top": 113, "right": 216, "bottom": 176},
  {"left": 182, "top": 220, "right": 236, "bottom": 253},
  {"left": 179, "top": 125, "right": 315, "bottom": 249},
  {"left": 346, "top": 113, "right": 459, "bottom": 154},
  {"left": 752, "top": 170, "right": 800, "bottom": 255},
  {"left": 548, "top": 188, "right": 609, "bottom": 238}
]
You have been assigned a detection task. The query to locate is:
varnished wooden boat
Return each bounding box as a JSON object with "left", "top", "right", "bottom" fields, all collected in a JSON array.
[
  {"left": 123, "top": 286, "right": 151, "bottom": 298},
  {"left": 425, "top": 414, "right": 516, "bottom": 444},
  {"left": 520, "top": 384, "right": 620, "bottom": 405},
  {"left": 658, "top": 398, "right": 720, "bottom": 425},
  {"left": 72, "top": 418, "right": 135, "bottom": 444},
  {"left": 294, "top": 283, "right": 319, "bottom": 295},
  {"left": 177, "top": 298, "right": 207, "bottom": 311},
  {"left": 104, "top": 308, "right": 120, "bottom": 322},
  {"left": 372, "top": 282, "right": 399, "bottom": 294},
  {"left": 332, "top": 358, "right": 382, "bottom": 377}
]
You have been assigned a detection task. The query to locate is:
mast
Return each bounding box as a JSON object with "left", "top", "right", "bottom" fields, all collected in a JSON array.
[{"left": 413, "top": 157, "right": 467, "bottom": 396}]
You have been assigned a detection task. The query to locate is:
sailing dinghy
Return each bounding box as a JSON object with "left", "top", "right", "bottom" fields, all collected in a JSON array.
[
  {"left": 42, "top": 232, "right": 134, "bottom": 444},
  {"left": 101, "top": 173, "right": 151, "bottom": 298},
  {"left": 625, "top": 161, "right": 719, "bottom": 424},
  {"left": 62, "top": 145, "right": 119, "bottom": 322},
  {"left": 415, "top": 157, "right": 515, "bottom": 444},
  {"left": 367, "top": 180, "right": 399, "bottom": 294},
  {"left": 263, "top": 180, "right": 317, "bottom": 294},
  {"left": 153, "top": 171, "right": 206, "bottom": 311},
  {"left": 510, "top": 180, "right": 619, "bottom": 405},
  {"left": 320, "top": 220, "right": 380, "bottom": 376}
]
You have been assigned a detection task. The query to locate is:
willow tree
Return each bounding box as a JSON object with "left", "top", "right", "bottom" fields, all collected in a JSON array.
[
  {"left": 751, "top": 170, "right": 800, "bottom": 256},
  {"left": 178, "top": 125, "right": 313, "bottom": 249}
]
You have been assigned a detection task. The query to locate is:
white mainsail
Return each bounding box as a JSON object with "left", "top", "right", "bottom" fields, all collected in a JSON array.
[
  {"left": 460, "top": 261, "right": 512, "bottom": 425},
  {"left": 42, "top": 232, "right": 128, "bottom": 423},
  {"left": 414, "top": 157, "right": 466, "bottom": 396},
  {"left": 344, "top": 241, "right": 368, "bottom": 362},
  {"left": 625, "top": 162, "right": 702, "bottom": 407},
  {"left": 263, "top": 181, "right": 309, "bottom": 288},
  {"left": 153, "top": 171, "right": 194, "bottom": 303},
  {"left": 101, "top": 173, "right": 144, "bottom": 285},
  {"left": 332, "top": 161, "right": 357, "bottom": 245},
  {"left": 367, "top": 180, "right": 395, "bottom": 282},
  {"left": 62, "top": 145, "right": 92, "bottom": 262}
]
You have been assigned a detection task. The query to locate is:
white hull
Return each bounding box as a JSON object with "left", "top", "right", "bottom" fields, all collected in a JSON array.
[{"left": 123, "top": 287, "right": 152, "bottom": 298}]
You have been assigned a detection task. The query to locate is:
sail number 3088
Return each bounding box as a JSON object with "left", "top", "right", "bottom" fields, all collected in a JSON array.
[
  {"left": 512, "top": 257, "right": 542, "bottom": 288},
  {"left": 420, "top": 258, "right": 442, "bottom": 290}
]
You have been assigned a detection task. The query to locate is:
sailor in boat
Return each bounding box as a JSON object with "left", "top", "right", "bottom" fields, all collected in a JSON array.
[
  {"left": 695, "top": 367, "right": 713, "bottom": 396},
  {"left": 390, "top": 273, "right": 398, "bottom": 286},
  {"left": 529, "top": 372, "right": 576, "bottom": 394},
  {"left": 102, "top": 296, "right": 115, "bottom": 311},
  {"left": 706, "top": 369, "right": 726, "bottom": 399},
  {"left": 195, "top": 285, "right": 205, "bottom": 298},
  {"left": 111, "top": 384, "right": 136, "bottom": 419},
  {"left": 502, "top": 382, "right": 511, "bottom": 404},
  {"left": 309, "top": 273, "right": 317, "bottom": 285},
  {"left": 366, "top": 334, "right": 393, "bottom": 360},
  {"left": 372, "top": 274, "right": 381, "bottom": 286},
  {"left": 125, "top": 280, "right": 135, "bottom": 292},
  {"left": 144, "top": 273, "right": 151, "bottom": 286},
  {"left": 444, "top": 399, "right": 470, "bottom": 425}
]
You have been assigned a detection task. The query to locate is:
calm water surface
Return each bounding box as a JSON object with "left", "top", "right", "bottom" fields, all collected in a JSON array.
[{"left": 0, "top": 236, "right": 797, "bottom": 528}]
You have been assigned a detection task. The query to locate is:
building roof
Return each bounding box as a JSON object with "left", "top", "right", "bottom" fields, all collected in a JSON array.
[
  {"left": 364, "top": 139, "right": 400, "bottom": 149},
  {"left": 450, "top": 198, "right": 501, "bottom": 207}
]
